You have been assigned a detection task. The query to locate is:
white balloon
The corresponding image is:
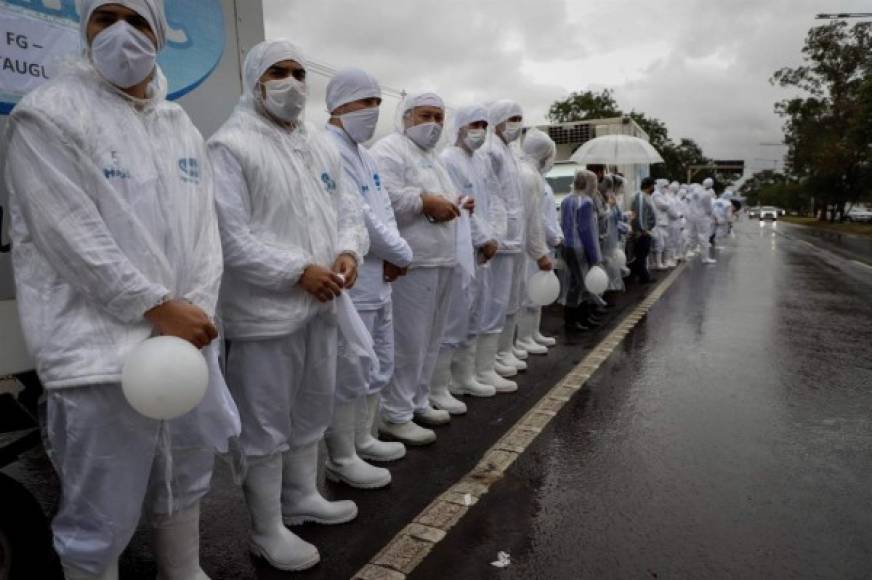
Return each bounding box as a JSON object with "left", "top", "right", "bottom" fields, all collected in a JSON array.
[
  {"left": 612, "top": 249, "right": 627, "bottom": 269},
  {"left": 122, "top": 336, "right": 209, "bottom": 420},
  {"left": 584, "top": 265, "right": 609, "bottom": 296},
  {"left": 527, "top": 270, "right": 561, "bottom": 306}
]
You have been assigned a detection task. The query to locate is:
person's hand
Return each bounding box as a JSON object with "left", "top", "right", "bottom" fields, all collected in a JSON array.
[
  {"left": 607, "top": 194, "right": 617, "bottom": 207},
  {"left": 333, "top": 253, "right": 358, "bottom": 289},
  {"left": 299, "top": 264, "right": 344, "bottom": 303},
  {"left": 537, "top": 255, "right": 553, "bottom": 271},
  {"left": 383, "top": 261, "right": 408, "bottom": 282},
  {"left": 422, "top": 194, "right": 460, "bottom": 223},
  {"left": 460, "top": 196, "right": 476, "bottom": 214},
  {"left": 480, "top": 240, "right": 498, "bottom": 262},
  {"left": 145, "top": 299, "right": 218, "bottom": 349}
]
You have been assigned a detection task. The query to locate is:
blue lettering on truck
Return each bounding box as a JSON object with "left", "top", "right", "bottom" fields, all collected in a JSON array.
[{"left": 0, "top": 0, "right": 225, "bottom": 114}]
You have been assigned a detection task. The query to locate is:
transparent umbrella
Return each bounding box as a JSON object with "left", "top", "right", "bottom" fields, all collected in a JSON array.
[{"left": 570, "top": 134, "right": 664, "bottom": 165}]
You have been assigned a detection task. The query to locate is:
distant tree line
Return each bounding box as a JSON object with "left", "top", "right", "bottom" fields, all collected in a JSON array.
[{"left": 743, "top": 21, "right": 872, "bottom": 220}]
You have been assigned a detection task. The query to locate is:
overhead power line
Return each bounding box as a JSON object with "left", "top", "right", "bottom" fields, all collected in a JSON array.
[{"left": 306, "top": 59, "right": 407, "bottom": 99}]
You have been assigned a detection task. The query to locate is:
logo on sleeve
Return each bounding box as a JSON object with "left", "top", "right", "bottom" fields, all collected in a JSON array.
[
  {"left": 320, "top": 172, "right": 337, "bottom": 193},
  {"left": 178, "top": 158, "right": 201, "bottom": 184}
]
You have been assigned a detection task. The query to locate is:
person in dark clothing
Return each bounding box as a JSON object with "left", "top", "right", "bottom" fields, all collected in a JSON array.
[{"left": 628, "top": 177, "right": 657, "bottom": 284}]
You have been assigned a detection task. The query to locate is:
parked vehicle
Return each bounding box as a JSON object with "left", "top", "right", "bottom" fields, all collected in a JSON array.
[
  {"left": 545, "top": 161, "right": 583, "bottom": 214},
  {"left": 846, "top": 206, "right": 872, "bottom": 223}
]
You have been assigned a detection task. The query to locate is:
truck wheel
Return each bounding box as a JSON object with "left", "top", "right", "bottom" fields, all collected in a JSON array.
[{"left": 0, "top": 472, "right": 60, "bottom": 580}]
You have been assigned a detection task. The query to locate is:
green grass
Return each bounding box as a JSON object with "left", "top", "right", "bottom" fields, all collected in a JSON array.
[{"left": 781, "top": 216, "right": 872, "bottom": 238}]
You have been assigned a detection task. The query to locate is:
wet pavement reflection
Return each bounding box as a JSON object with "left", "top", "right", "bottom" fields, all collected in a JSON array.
[{"left": 413, "top": 220, "right": 872, "bottom": 580}]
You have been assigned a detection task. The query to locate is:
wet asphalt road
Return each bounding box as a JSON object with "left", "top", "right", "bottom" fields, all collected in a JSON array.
[
  {"left": 5, "top": 218, "right": 872, "bottom": 579},
  {"left": 776, "top": 220, "right": 872, "bottom": 267},
  {"left": 414, "top": 219, "right": 872, "bottom": 580}
]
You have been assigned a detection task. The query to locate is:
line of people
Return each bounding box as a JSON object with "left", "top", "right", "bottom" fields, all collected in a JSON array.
[{"left": 2, "top": 2, "right": 732, "bottom": 578}]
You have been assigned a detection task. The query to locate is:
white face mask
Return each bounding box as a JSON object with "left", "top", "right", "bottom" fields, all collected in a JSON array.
[
  {"left": 262, "top": 76, "right": 307, "bottom": 123},
  {"left": 502, "top": 121, "right": 522, "bottom": 143},
  {"left": 339, "top": 106, "right": 379, "bottom": 144},
  {"left": 462, "top": 128, "right": 486, "bottom": 151},
  {"left": 90, "top": 20, "right": 157, "bottom": 89},
  {"left": 406, "top": 122, "right": 442, "bottom": 150}
]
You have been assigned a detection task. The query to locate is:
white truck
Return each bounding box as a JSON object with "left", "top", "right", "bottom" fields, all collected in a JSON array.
[{"left": 0, "top": 2, "right": 263, "bottom": 577}]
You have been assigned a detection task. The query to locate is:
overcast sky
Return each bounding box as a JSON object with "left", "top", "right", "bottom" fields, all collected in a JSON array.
[{"left": 263, "top": 0, "right": 869, "bottom": 174}]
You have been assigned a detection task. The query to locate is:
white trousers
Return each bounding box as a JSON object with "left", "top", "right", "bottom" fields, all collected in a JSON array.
[
  {"left": 507, "top": 251, "right": 526, "bottom": 316},
  {"left": 336, "top": 302, "right": 395, "bottom": 403},
  {"left": 380, "top": 266, "right": 453, "bottom": 423},
  {"left": 441, "top": 263, "right": 489, "bottom": 348},
  {"left": 225, "top": 313, "right": 338, "bottom": 456},
  {"left": 43, "top": 342, "right": 239, "bottom": 575},
  {"left": 688, "top": 217, "right": 712, "bottom": 251},
  {"left": 478, "top": 253, "right": 514, "bottom": 335}
]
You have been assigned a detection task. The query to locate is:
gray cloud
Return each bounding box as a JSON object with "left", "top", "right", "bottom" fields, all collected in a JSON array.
[{"left": 264, "top": 0, "right": 869, "bottom": 176}]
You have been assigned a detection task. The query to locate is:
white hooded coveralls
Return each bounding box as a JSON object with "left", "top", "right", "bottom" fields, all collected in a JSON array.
[
  {"left": 369, "top": 92, "right": 458, "bottom": 423},
  {"left": 4, "top": 0, "right": 240, "bottom": 573},
  {"left": 518, "top": 129, "right": 559, "bottom": 310},
  {"left": 208, "top": 40, "right": 368, "bottom": 456},
  {"left": 481, "top": 100, "right": 547, "bottom": 330},
  {"left": 438, "top": 104, "right": 502, "bottom": 346},
  {"left": 325, "top": 116, "right": 412, "bottom": 400}
]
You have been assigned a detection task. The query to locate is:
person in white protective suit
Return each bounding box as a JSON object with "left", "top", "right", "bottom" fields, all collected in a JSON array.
[
  {"left": 208, "top": 40, "right": 369, "bottom": 571},
  {"left": 686, "top": 179, "right": 717, "bottom": 264},
  {"left": 369, "top": 92, "right": 465, "bottom": 445},
  {"left": 678, "top": 185, "right": 692, "bottom": 259},
  {"left": 598, "top": 175, "right": 630, "bottom": 292},
  {"left": 440, "top": 105, "right": 520, "bottom": 394},
  {"left": 4, "top": 2, "right": 241, "bottom": 578},
  {"left": 713, "top": 190, "right": 734, "bottom": 242},
  {"left": 322, "top": 68, "right": 414, "bottom": 488},
  {"left": 429, "top": 104, "right": 504, "bottom": 411},
  {"left": 666, "top": 182, "right": 684, "bottom": 264},
  {"left": 650, "top": 178, "right": 673, "bottom": 270},
  {"left": 482, "top": 100, "right": 553, "bottom": 379},
  {"left": 516, "top": 128, "right": 563, "bottom": 355}
]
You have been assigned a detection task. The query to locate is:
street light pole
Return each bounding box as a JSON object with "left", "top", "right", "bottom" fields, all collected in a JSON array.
[{"left": 815, "top": 13, "right": 872, "bottom": 19}]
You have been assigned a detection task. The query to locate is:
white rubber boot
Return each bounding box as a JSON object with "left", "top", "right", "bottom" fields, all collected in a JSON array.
[
  {"left": 281, "top": 444, "right": 358, "bottom": 526},
  {"left": 378, "top": 418, "right": 436, "bottom": 446},
  {"left": 494, "top": 354, "right": 519, "bottom": 377},
  {"left": 63, "top": 562, "right": 119, "bottom": 580},
  {"left": 532, "top": 308, "right": 556, "bottom": 346},
  {"left": 497, "top": 315, "right": 526, "bottom": 371},
  {"left": 515, "top": 308, "right": 548, "bottom": 355},
  {"left": 428, "top": 349, "right": 467, "bottom": 415},
  {"left": 325, "top": 400, "right": 391, "bottom": 489},
  {"left": 243, "top": 455, "right": 320, "bottom": 571},
  {"left": 356, "top": 395, "right": 406, "bottom": 462},
  {"left": 474, "top": 333, "right": 518, "bottom": 393},
  {"left": 450, "top": 342, "right": 496, "bottom": 398},
  {"left": 153, "top": 504, "right": 211, "bottom": 580},
  {"left": 414, "top": 406, "right": 451, "bottom": 426},
  {"left": 654, "top": 251, "right": 665, "bottom": 270}
]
